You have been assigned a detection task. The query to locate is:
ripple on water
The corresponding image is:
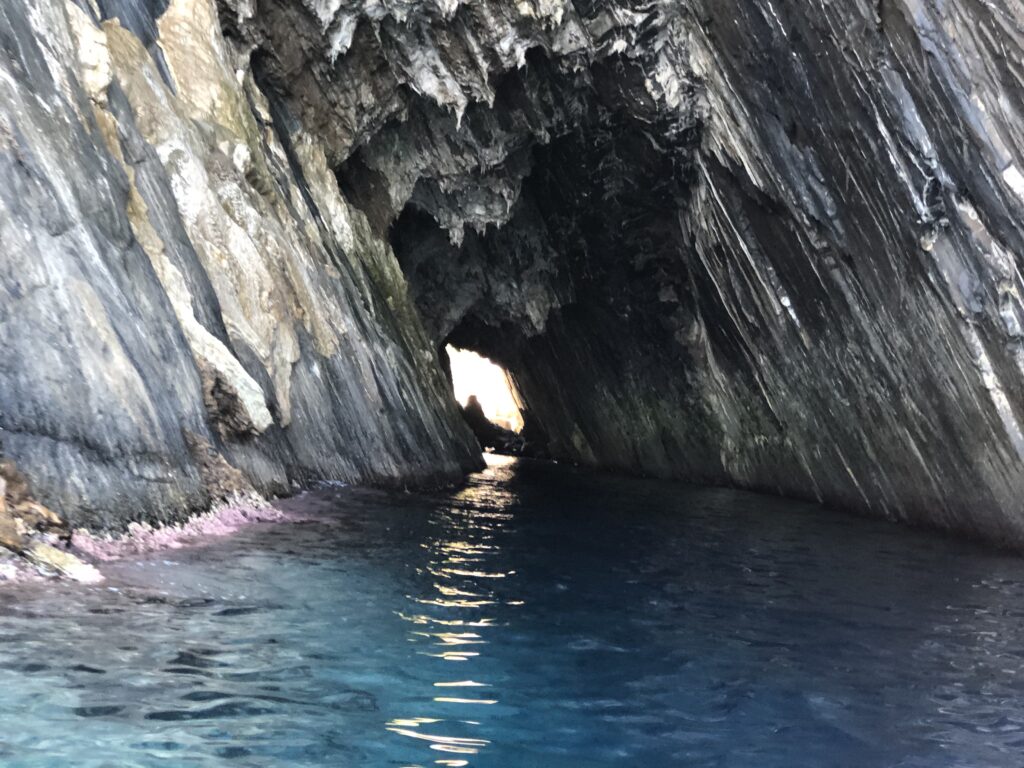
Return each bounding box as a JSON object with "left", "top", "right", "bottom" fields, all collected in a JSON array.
[{"left": 2, "top": 456, "right": 1024, "bottom": 766}]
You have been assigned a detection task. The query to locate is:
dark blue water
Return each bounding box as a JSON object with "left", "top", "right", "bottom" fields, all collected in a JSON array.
[{"left": 3, "top": 456, "right": 1024, "bottom": 767}]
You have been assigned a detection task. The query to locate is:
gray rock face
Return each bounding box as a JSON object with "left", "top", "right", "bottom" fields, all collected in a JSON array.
[
  {"left": 229, "top": 0, "right": 1024, "bottom": 543},
  {"left": 2, "top": 0, "right": 1024, "bottom": 544},
  {"left": 0, "top": 0, "right": 480, "bottom": 530}
]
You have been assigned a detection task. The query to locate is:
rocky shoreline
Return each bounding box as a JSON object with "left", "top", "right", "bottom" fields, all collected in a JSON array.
[
  {"left": 0, "top": 459, "right": 103, "bottom": 584},
  {"left": 0, "top": 456, "right": 314, "bottom": 586}
]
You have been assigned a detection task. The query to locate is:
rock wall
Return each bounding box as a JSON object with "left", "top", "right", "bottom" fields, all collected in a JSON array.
[
  {"left": 531, "top": 0, "right": 1024, "bottom": 543},
  {"left": 3, "top": 0, "right": 1024, "bottom": 544},
  {"left": 653, "top": 0, "right": 1024, "bottom": 539},
  {"left": 229, "top": 0, "right": 1024, "bottom": 543},
  {"left": 0, "top": 0, "right": 480, "bottom": 530}
]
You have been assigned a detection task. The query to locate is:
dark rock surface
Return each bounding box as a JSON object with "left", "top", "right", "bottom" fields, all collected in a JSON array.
[
  {"left": 459, "top": 395, "right": 522, "bottom": 454},
  {"left": 2, "top": 0, "right": 1023, "bottom": 544},
  {"left": 229, "top": 0, "right": 1024, "bottom": 543}
]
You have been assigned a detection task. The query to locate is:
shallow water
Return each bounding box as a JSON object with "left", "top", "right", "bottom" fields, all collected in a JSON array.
[{"left": 3, "top": 456, "right": 1024, "bottom": 767}]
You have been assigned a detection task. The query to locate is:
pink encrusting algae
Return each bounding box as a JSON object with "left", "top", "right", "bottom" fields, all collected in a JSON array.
[
  {"left": 71, "top": 495, "right": 302, "bottom": 562},
  {"left": 0, "top": 558, "right": 46, "bottom": 583},
  {"left": 0, "top": 489, "right": 340, "bottom": 584}
]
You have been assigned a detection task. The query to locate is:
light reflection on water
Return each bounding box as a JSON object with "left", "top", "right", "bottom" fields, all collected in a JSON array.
[
  {"left": 390, "top": 471, "right": 520, "bottom": 765},
  {"left": 2, "top": 455, "right": 1024, "bottom": 766}
]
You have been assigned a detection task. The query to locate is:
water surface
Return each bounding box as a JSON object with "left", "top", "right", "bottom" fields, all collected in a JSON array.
[{"left": 2, "top": 456, "right": 1024, "bottom": 767}]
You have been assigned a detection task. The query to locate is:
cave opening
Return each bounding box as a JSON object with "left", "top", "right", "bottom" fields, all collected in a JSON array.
[
  {"left": 446, "top": 344, "right": 524, "bottom": 435},
  {"left": 379, "top": 73, "right": 702, "bottom": 476}
]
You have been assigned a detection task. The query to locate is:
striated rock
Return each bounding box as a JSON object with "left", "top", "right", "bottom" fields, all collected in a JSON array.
[
  {"left": 226, "top": 0, "right": 1024, "bottom": 544},
  {"left": 1, "top": 0, "right": 1023, "bottom": 546},
  {"left": 0, "top": 0, "right": 480, "bottom": 532}
]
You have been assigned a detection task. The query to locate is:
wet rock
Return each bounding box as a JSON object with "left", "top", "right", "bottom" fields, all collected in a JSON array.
[
  {"left": 24, "top": 542, "right": 104, "bottom": 585},
  {"left": 0, "top": 458, "right": 101, "bottom": 582}
]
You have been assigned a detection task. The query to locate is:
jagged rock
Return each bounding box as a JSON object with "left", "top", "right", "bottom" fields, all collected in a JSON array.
[{"left": 1, "top": 0, "right": 1023, "bottom": 546}]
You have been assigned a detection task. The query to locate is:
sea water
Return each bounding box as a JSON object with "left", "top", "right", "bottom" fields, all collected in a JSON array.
[{"left": 2, "top": 456, "right": 1024, "bottom": 767}]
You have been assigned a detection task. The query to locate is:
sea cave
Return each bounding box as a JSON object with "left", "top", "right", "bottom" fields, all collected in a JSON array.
[{"left": 1, "top": 0, "right": 1024, "bottom": 764}]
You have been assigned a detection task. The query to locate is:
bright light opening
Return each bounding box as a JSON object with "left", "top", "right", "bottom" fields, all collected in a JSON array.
[{"left": 446, "top": 345, "right": 523, "bottom": 433}]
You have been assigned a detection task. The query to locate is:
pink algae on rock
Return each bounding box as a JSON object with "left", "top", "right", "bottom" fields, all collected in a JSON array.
[
  {"left": 71, "top": 495, "right": 292, "bottom": 562},
  {"left": 0, "top": 557, "right": 45, "bottom": 583}
]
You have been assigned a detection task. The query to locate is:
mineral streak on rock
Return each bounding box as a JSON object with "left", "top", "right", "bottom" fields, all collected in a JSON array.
[{"left": 1, "top": 0, "right": 1023, "bottom": 544}]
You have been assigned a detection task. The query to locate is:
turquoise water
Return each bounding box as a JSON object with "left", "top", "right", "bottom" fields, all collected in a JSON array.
[{"left": 3, "top": 456, "right": 1024, "bottom": 766}]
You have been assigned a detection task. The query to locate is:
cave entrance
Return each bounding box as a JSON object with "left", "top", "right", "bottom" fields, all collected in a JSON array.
[
  {"left": 367, "top": 44, "right": 698, "bottom": 472},
  {"left": 446, "top": 345, "right": 523, "bottom": 434}
]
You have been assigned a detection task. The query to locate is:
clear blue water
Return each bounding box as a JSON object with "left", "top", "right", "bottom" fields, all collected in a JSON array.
[{"left": 3, "top": 456, "right": 1024, "bottom": 767}]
